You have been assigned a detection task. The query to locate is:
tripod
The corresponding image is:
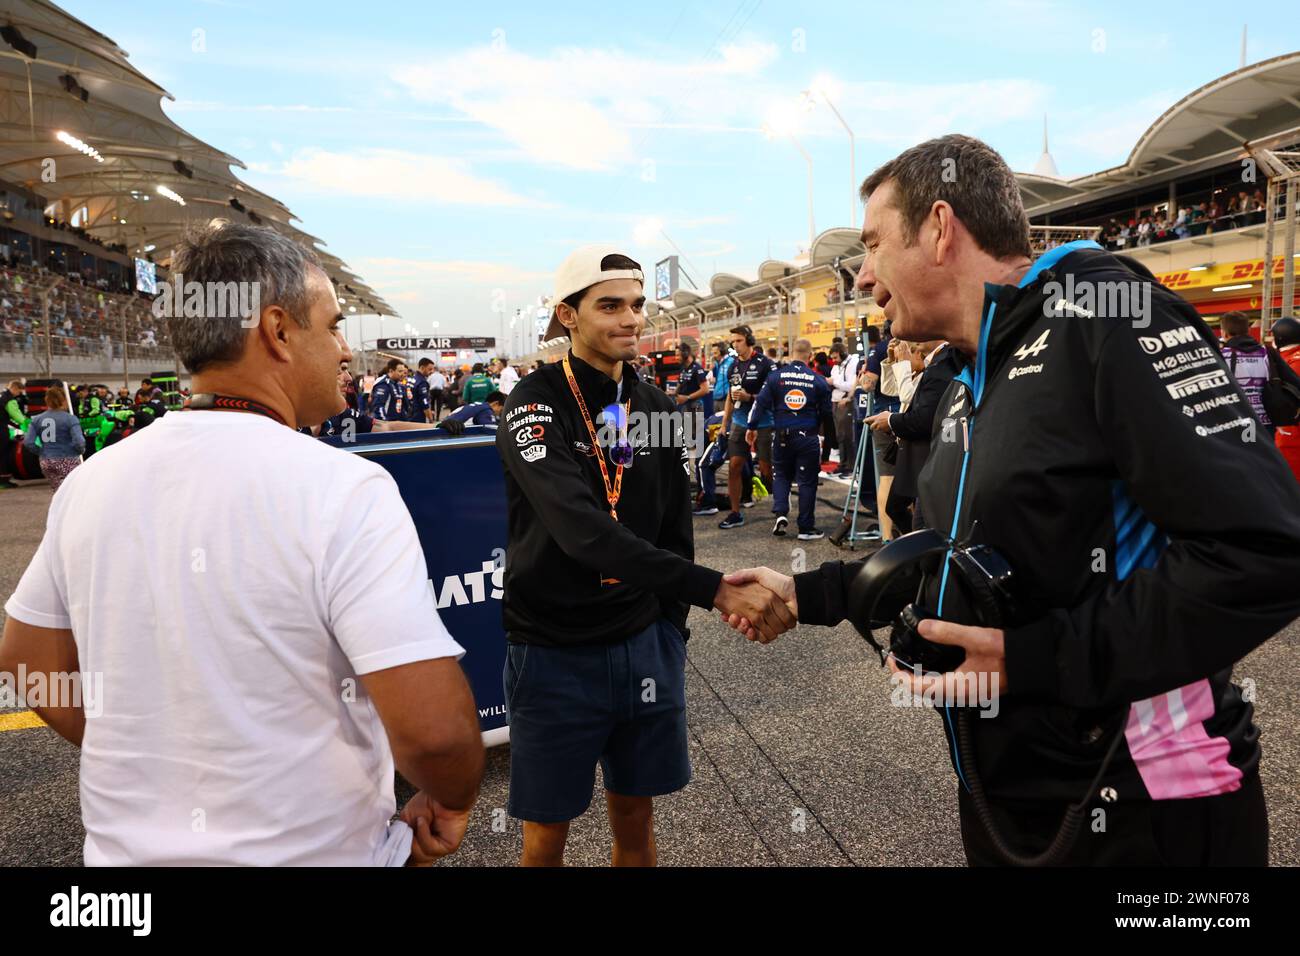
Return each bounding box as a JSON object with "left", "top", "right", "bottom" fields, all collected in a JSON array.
[{"left": 829, "top": 392, "right": 881, "bottom": 549}]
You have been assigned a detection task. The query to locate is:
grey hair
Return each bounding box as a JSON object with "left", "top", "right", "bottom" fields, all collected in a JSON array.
[
  {"left": 165, "top": 221, "right": 324, "bottom": 374},
  {"left": 860, "top": 134, "right": 1031, "bottom": 261}
]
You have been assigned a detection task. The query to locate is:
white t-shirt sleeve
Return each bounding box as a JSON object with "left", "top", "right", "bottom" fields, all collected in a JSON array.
[
  {"left": 4, "top": 507, "right": 71, "bottom": 630},
  {"left": 323, "top": 468, "right": 464, "bottom": 675}
]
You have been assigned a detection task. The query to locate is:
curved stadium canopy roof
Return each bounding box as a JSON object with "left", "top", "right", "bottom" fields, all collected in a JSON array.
[
  {"left": 1018, "top": 50, "right": 1300, "bottom": 215},
  {"left": 0, "top": 0, "right": 395, "bottom": 315}
]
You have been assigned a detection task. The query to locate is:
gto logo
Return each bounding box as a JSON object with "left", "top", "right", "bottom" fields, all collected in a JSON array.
[{"left": 515, "top": 424, "right": 544, "bottom": 445}]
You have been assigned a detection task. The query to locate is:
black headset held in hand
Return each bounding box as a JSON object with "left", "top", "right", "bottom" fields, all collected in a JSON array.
[{"left": 844, "top": 528, "right": 1126, "bottom": 866}]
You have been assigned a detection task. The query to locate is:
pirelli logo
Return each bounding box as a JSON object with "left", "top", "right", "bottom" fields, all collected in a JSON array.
[{"left": 1165, "top": 369, "right": 1230, "bottom": 399}]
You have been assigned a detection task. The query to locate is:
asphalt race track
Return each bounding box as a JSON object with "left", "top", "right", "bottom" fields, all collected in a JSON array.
[{"left": 2, "top": 476, "right": 1296, "bottom": 867}]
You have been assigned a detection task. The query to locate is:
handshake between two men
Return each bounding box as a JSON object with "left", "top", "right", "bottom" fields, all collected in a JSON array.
[{"left": 710, "top": 562, "right": 1011, "bottom": 704}]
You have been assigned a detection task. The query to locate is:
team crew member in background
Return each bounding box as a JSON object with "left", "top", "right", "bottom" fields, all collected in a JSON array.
[
  {"left": 1219, "top": 311, "right": 1277, "bottom": 436},
  {"left": 496, "top": 358, "right": 520, "bottom": 395},
  {"left": 866, "top": 340, "right": 959, "bottom": 536},
  {"left": 23, "top": 384, "right": 84, "bottom": 492},
  {"left": 496, "top": 245, "right": 794, "bottom": 867},
  {"left": 723, "top": 134, "right": 1300, "bottom": 866},
  {"left": 1, "top": 222, "right": 483, "bottom": 866},
  {"left": 719, "top": 325, "right": 775, "bottom": 530},
  {"left": 829, "top": 344, "right": 861, "bottom": 476},
  {"left": 863, "top": 320, "right": 899, "bottom": 536},
  {"left": 674, "top": 342, "right": 709, "bottom": 474},
  {"left": 462, "top": 363, "right": 493, "bottom": 404},
  {"left": 4, "top": 379, "right": 29, "bottom": 434},
  {"left": 748, "top": 338, "right": 833, "bottom": 540},
  {"left": 411, "top": 358, "right": 435, "bottom": 423},
  {"left": 436, "top": 390, "right": 505, "bottom": 435},
  {"left": 308, "top": 368, "right": 437, "bottom": 438},
  {"left": 426, "top": 363, "right": 448, "bottom": 419},
  {"left": 369, "top": 359, "right": 409, "bottom": 422},
  {"left": 708, "top": 340, "right": 733, "bottom": 420},
  {"left": 1273, "top": 317, "right": 1300, "bottom": 481}
]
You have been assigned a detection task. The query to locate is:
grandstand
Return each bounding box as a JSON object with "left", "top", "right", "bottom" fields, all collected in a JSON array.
[
  {"left": 0, "top": 0, "right": 396, "bottom": 383},
  {"left": 524, "top": 51, "right": 1300, "bottom": 365}
]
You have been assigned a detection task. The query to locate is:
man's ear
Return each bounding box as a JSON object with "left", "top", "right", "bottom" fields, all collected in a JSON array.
[
  {"left": 556, "top": 302, "right": 579, "bottom": 333},
  {"left": 930, "top": 200, "right": 955, "bottom": 267},
  {"left": 255, "top": 304, "right": 293, "bottom": 363}
]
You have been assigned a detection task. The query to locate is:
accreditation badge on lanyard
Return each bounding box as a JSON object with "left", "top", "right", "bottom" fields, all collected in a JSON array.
[{"left": 562, "top": 355, "right": 633, "bottom": 589}]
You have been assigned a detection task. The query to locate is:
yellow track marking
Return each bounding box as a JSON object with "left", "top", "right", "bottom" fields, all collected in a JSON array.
[{"left": 0, "top": 711, "right": 46, "bottom": 733}]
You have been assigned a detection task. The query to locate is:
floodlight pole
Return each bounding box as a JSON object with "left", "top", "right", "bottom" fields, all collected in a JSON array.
[{"left": 819, "top": 94, "right": 857, "bottom": 230}]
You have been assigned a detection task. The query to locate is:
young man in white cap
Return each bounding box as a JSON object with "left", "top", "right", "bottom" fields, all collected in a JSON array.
[{"left": 496, "top": 245, "right": 795, "bottom": 866}]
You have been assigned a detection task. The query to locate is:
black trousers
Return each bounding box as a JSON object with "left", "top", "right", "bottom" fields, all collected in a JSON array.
[
  {"left": 885, "top": 489, "right": 914, "bottom": 537},
  {"left": 958, "top": 771, "right": 1268, "bottom": 866}
]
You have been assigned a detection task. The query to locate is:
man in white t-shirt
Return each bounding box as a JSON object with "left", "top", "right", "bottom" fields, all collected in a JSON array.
[
  {"left": 495, "top": 358, "right": 519, "bottom": 395},
  {"left": 0, "top": 222, "right": 484, "bottom": 866}
]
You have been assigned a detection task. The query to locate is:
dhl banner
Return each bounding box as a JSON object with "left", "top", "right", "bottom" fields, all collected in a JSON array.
[{"left": 1155, "top": 255, "right": 1299, "bottom": 292}]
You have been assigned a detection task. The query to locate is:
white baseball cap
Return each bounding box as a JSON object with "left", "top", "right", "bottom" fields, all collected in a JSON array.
[{"left": 545, "top": 244, "right": 643, "bottom": 342}]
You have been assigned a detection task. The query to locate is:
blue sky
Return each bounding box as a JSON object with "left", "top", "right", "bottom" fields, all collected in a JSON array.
[{"left": 60, "top": 0, "right": 1300, "bottom": 349}]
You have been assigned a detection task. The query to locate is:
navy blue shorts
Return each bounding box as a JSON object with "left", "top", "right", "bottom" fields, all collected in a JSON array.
[{"left": 504, "top": 618, "right": 692, "bottom": 823}]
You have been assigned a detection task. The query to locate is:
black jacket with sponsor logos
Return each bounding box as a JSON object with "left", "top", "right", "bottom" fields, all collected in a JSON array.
[
  {"left": 497, "top": 351, "right": 723, "bottom": 647},
  {"left": 795, "top": 241, "right": 1300, "bottom": 803}
]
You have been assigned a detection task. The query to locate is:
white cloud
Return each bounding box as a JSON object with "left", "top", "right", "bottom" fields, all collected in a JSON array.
[
  {"left": 357, "top": 258, "right": 552, "bottom": 285},
  {"left": 389, "top": 39, "right": 782, "bottom": 171},
  {"left": 261, "top": 148, "right": 548, "bottom": 207}
]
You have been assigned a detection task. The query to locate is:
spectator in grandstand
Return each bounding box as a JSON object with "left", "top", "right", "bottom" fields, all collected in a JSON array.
[
  {"left": 0, "top": 221, "right": 483, "bottom": 866},
  {"left": 1220, "top": 311, "right": 1277, "bottom": 437},
  {"left": 1272, "top": 317, "right": 1300, "bottom": 482},
  {"left": 462, "top": 362, "right": 493, "bottom": 404},
  {"left": 22, "top": 385, "right": 84, "bottom": 492},
  {"left": 426, "top": 362, "right": 448, "bottom": 419},
  {"left": 435, "top": 390, "right": 505, "bottom": 435}
]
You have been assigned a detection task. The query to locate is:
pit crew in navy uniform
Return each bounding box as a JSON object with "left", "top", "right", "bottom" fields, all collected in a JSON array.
[
  {"left": 369, "top": 359, "right": 408, "bottom": 422},
  {"left": 410, "top": 359, "right": 435, "bottom": 423},
  {"left": 748, "top": 338, "right": 833, "bottom": 538},
  {"left": 719, "top": 325, "right": 776, "bottom": 529}
]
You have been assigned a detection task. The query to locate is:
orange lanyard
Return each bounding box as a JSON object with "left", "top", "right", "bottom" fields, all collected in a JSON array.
[{"left": 562, "top": 354, "right": 630, "bottom": 521}]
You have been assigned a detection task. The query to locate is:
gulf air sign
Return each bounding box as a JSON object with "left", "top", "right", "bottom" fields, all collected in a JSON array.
[{"left": 379, "top": 336, "right": 496, "bottom": 350}]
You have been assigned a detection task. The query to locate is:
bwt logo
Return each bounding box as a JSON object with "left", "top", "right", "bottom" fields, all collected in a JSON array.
[
  {"left": 433, "top": 559, "right": 504, "bottom": 609},
  {"left": 1139, "top": 326, "right": 1200, "bottom": 355}
]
